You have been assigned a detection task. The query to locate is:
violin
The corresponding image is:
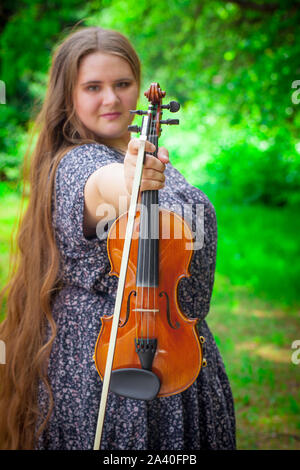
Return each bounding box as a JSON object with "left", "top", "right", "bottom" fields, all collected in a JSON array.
[{"left": 93, "top": 83, "right": 206, "bottom": 449}]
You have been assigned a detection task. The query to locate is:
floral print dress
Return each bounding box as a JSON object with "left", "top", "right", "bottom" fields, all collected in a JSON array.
[{"left": 37, "top": 143, "right": 236, "bottom": 450}]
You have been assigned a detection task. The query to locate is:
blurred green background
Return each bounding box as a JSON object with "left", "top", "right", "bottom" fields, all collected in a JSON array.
[{"left": 0, "top": 0, "right": 299, "bottom": 449}]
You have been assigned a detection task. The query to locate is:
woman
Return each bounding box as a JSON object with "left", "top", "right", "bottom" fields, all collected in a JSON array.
[{"left": 0, "top": 26, "right": 236, "bottom": 450}]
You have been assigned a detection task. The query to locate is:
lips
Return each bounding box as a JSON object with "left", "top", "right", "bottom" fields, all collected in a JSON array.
[{"left": 101, "top": 112, "right": 121, "bottom": 120}]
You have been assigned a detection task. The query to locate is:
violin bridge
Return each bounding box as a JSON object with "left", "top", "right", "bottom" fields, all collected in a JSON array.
[{"left": 132, "top": 308, "right": 159, "bottom": 313}]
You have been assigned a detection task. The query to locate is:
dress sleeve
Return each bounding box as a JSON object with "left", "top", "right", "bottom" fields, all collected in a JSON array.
[
  {"left": 52, "top": 143, "right": 123, "bottom": 290},
  {"left": 53, "top": 143, "right": 120, "bottom": 255}
]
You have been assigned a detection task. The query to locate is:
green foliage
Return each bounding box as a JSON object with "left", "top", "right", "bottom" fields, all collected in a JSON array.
[
  {"left": 214, "top": 201, "right": 300, "bottom": 307},
  {"left": 208, "top": 272, "right": 300, "bottom": 449},
  {"left": 0, "top": 0, "right": 300, "bottom": 202},
  {"left": 87, "top": 0, "right": 300, "bottom": 207},
  {"left": 205, "top": 131, "right": 300, "bottom": 206},
  {"left": 0, "top": 104, "right": 26, "bottom": 181},
  {"left": 0, "top": 0, "right": 89, "bottom": 168}
]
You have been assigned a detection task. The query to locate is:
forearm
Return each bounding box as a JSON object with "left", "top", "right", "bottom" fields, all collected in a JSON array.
[
  {"left": 83, "top": 162, "right": 130, "bottom": 237},
  {"left": 95, "top": 162, "right": 131, "bottom": 216}
]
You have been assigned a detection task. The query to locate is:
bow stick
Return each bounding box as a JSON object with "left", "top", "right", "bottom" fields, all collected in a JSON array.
[{"left": 93, "top": 130, "right": 148, "bottom": 450}]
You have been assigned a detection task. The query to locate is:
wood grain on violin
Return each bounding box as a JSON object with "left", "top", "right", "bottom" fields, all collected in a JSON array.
[{"left": 94, "top": 207, "right": 203, "bottom": 397}]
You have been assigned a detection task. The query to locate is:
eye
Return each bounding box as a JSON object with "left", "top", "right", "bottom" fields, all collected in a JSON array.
[
  {"left": 86, "top": 85, "right": 100, "bottom": 92},
  {"left": 116, "top": 81, "right": 131, "bottom": 88}
]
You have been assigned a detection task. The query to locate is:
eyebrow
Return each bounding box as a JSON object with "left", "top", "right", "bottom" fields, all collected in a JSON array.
[{"left": 80, "top": 78, "right": 134, "bottom": 86}]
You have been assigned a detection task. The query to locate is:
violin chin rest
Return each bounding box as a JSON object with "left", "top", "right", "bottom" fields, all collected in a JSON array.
[{"left": 109, "top": 368, "right": 160, "bottom": 401}]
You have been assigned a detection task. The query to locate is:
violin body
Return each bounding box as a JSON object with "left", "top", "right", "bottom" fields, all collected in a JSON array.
[{"left": 94, "top": 207, "right": 203, "bottom": 397}]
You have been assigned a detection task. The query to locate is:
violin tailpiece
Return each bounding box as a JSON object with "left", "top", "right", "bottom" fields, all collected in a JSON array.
[{"left": 135, "top": 337, "right": 157, "bottom": 371}]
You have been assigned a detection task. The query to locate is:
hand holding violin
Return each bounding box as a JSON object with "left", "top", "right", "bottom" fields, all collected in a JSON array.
[
  {"left": 83, "top": 140, "right": 169, "bottom": 238},
  {"left": 124, "top": 138, "right": 169, "bottom": 195}
]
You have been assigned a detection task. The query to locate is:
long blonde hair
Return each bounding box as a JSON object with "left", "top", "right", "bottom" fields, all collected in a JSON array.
[{"left": 0, "top": 26, "right": 140, "bottom": 450}]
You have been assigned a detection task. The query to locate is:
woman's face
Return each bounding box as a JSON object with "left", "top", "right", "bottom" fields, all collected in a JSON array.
[{"left": 73, "top": 52, "right": 139, "bottom": 151}]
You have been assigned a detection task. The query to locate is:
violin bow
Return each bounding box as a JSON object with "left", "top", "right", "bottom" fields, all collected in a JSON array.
[{"left": 93, "top": 132, "right": 148, "bottom": 450}]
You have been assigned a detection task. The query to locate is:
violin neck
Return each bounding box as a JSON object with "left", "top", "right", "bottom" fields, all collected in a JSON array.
[{"left": 136, "top": 133, "right": 159, "bottom": 288}]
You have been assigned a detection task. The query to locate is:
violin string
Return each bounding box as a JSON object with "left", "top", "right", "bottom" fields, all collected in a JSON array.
[
  {"left": 151, "top": 152, "right": 156, "bottom": 343},
  {"left": 140, "top": 134, "right": 148, "bottom": 342},
  {"left": 136, "top": 214, "right": 142, "bottom": 340},
  {"left": 136, "top": 172, "right": 145, "bottom": 341},
  {"left": 144, "top": 122, "right": 153, "bottom": 345},
  {"left": 133, "top": 193, "right": 139, "bottom": 343},
  {"left": 153, "top": 132, "right": 158, "bottom": 342},
  {"left": 135, "top": 112, "right": 158, "bottom": 345},
  {"left": 145, "top": 117, "right": 153, "bottom": 345},
  {"left": 147, "top": 187, "right": 150, "bottom": 345},
  {"left": 148, "top": 128, "right": 155, "bottom": 344},
  {"left": 140, "top": 194, "right": 145, "bottom": 340},
  {"left": 147, "top": 124, "right": 154, "bottom": 344},
  {"left": 149, "top": 126, "right": 157, "bottom": 344},
  {"left": 153, "top": 189, "right": 157, "bottom": 342},
  {"left": 134, "top": 257, "right": 138, "bottom": 342}
]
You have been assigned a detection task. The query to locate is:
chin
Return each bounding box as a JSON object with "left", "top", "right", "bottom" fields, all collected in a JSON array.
[{"left": 97, "top": 126, "right": 130, "bottom": 140}]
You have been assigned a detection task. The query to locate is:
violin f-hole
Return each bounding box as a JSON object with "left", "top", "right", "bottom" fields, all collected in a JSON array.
[
  {"left": 159, "top": 291, "right": 180, "bottom": 329},
  {"left": 119, "top": 290, "right": 136, "bottom": 327}
]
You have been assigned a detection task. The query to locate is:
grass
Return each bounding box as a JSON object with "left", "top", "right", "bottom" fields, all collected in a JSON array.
[
  {"left": 0, "top": 182, "right": 299, "bottom": 449},
  {"left": 212, "top": 199, "right": 300, "bottom": 308},
  {"left": 207, "top": 200, "right": 300, "bottom": 449},
  {"left": 207, "top": 274, "right": 300, "bottom": 450}
]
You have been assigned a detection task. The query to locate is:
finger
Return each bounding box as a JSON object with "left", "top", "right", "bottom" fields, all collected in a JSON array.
[
  {"left": 143, "top": 154, "right": 166, "bottom": 173},
  {"left": 140, "top": 178, "right": 165, "bottom": 192},
  {"left": 127, "top": 138, "right": 156, "bottom": 154},
  {"left": 145, "top": 140, "right": 156, "bottom": 153},
  {"left": 157, "top": 146, "right": 169, "bottom": 164},
  {"left": 142, "top": 167, "right": 166, "bottom": 182},
  {"left": 127, "top": 137, "right": 141, "bottom": 154}
]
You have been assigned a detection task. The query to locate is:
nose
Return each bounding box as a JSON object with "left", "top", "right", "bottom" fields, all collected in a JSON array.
[{"left": 101, "top": 86, "right": 119, "bottom": 107}]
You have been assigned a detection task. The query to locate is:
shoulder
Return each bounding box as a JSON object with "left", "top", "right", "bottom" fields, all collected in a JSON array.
[
  {"left": 57, "top": 142, "right": 123, "bottom": 172},
  {"left": 54, "top": 143, "right": 124, "bottom": 186}
]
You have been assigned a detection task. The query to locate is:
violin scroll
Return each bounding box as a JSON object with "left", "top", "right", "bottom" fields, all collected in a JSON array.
[
  {"left": 144, "top": 82, "right": 166, "bottom": 103},
  {"left": 129, "top": 82, "right": 180, "bottom": 137}
]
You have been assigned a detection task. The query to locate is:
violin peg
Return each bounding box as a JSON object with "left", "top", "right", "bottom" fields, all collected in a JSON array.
[
  {"left": 160, "top": 119, "right": 179, "bottom": 125},
  {"left": 161, "top": 101, "right": 180, "bottom": 113},
  {"left": 129, "top": 109, "right": 148, "bottom": 115},
  {"left": 128, "top": 125, "right": 142, "bottom": 133},
  {"left": 169, "top": 101, "right": 180, "bottom": 112}
]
